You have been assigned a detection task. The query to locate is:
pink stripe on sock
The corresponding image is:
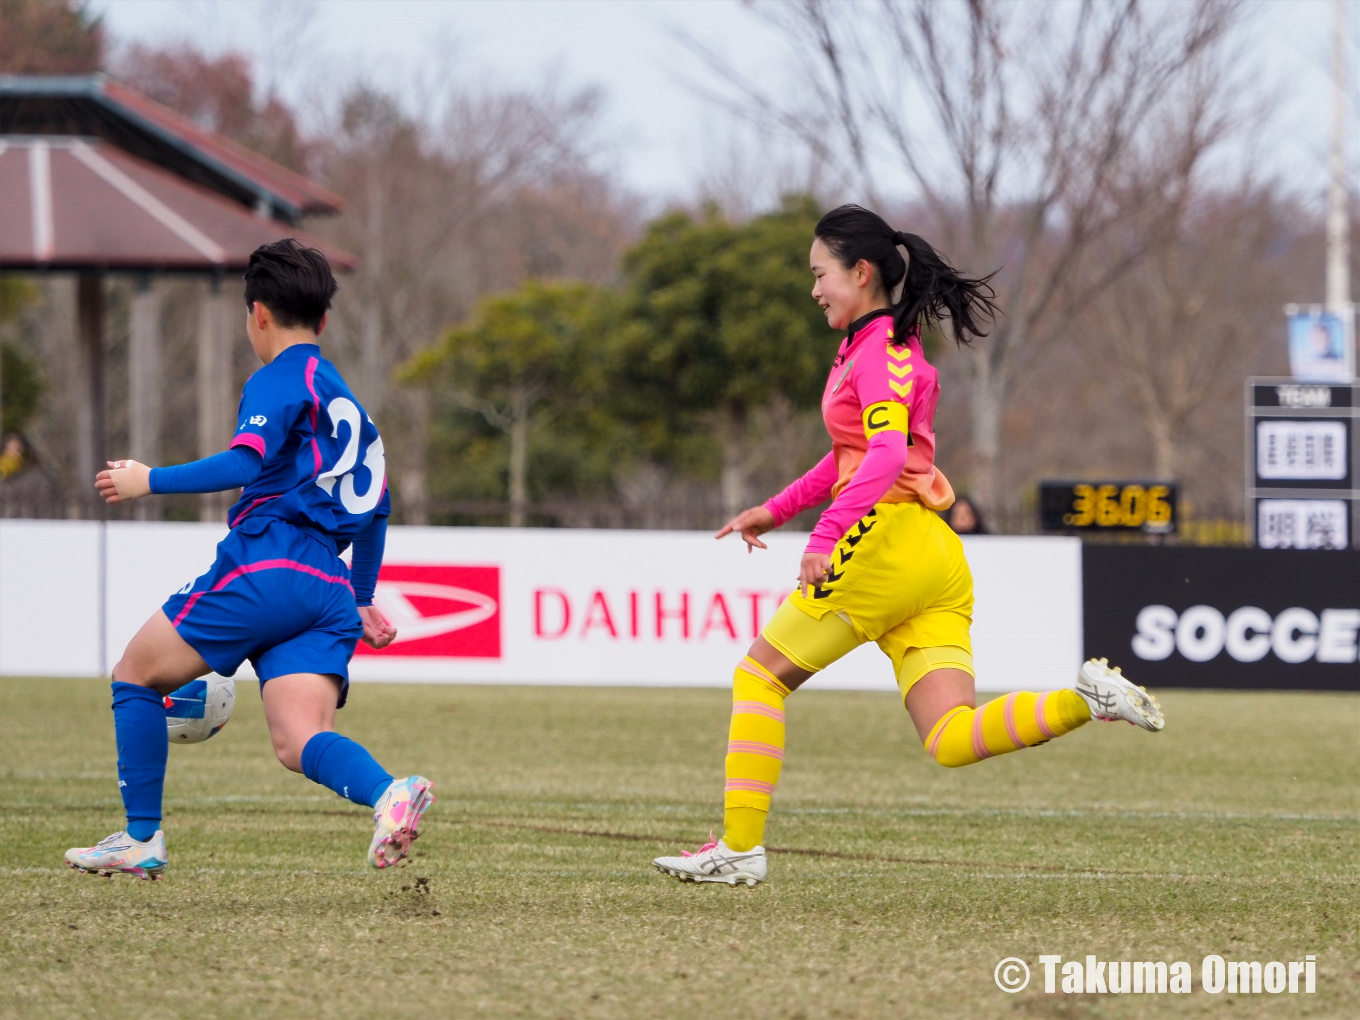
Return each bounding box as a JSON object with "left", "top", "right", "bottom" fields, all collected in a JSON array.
[
  {"left": 971, "top": 706, "right": 993, "bottom": 760},
  {"left": 1002, "top": 692, "right": 1023, "bottom": 749},
  {"left": 1034, "top": 692, "right": 1056, "bottom": 738},
  {"left": 726, "top": 740, "right": 784, "bottom": 760},
  {"left": 927, "top": 706, "right": 966, "bottom": 758},
  {"left": 739, "top": 658, "right": 791, "bottom": 696},
  {"left": 732, "top": 700, "right": 784, "bottom": 723},
  {"left": 724, "top": 778, "right": 775, "bottom": 795}
]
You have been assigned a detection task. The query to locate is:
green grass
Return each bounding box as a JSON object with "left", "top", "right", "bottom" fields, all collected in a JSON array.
[{"left": 1, "top": 679, "right": 1357, "bottom": 1020}]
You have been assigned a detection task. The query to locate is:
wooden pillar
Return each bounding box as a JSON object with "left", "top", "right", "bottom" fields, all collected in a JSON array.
[
  {"left": 75, "top": 273, "right": 105, "bottom": 517},
  {"left": 129, "top": 275, "right": 162, "bottom": 521},
  {"left": 196, "top": 275, "right": 232, "bottom": 521}
]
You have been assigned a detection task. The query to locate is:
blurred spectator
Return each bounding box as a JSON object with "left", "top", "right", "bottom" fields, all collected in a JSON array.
[
  {"left": 945, "top": 496, "right": 987, "bottom": 535},
  {"left": 0, "top": 433, "right": 31, "bottom": 479}
]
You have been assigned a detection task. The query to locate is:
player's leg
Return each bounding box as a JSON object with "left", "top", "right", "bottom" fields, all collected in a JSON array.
[
  {"left": 885, "top": 540, "right": 1103, "bottom": 766},
  {"left": 261, "top": 671, "right": 392, "bottom": 801},
  {"left": 111, "top": 612, "right": 211, "bottom": 837},
  {"left": 903, "top": 656, "right": 1095, "bottom": 767},
  {"left": 653, "top": 604, "right": 861, "bottom": 886},
  {"left": 257, "top": 591, "right": 433, "bottom": 869},
  {"left": 905, "top": 657, "right": 1163, "bottom": 767},
  {"left": 657, "top": 508, "right": 918, "bottom": 884},
  {"left": 115, "top": 608, "right": 214, "bottom": 693},
  {"left": 882, "top": 508, "right": 1143, "bottom": 766},
  {"left": 66, "top": 611, "right": 211, "bottom": 878},
  {"left": 892, "top": 613, "right": 1163, "bottom": 768},
  {"left": 888, "top": 529, "right": 1163, "bottom": 766},
  {"left": 722, "top": 610, "right": 858, "bottom": 852}
]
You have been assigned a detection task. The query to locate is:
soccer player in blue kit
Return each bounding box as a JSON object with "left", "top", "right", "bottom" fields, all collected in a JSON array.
[{"left": 65, "top": 240, "right": 433, "bottom": 879}]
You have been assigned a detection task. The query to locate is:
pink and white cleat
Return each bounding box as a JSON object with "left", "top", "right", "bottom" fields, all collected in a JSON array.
[
  {"left": 653, "top": 832, "right": 766, "bottom": 887},
  {"left": 368, "top": 776, "right": 434, "bottom": 869},
  {"left": 66, "top": 830, "right": 167, "bottom": 880}
]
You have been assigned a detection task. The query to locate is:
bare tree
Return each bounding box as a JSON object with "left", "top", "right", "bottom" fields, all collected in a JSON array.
[
  {"left": 312, "top": 79, "right": 633, "bottom": 523},
  {"left": 1089, "top": 185, "right": 1294, "bottom": 484},
  {"left": 684, "top": 0, "right": 1248, "bottom": 514}
]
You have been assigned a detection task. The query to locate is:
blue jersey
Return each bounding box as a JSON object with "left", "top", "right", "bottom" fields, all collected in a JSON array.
[{"left": 226, "top": 343, "right": 390, "bottom": 543}]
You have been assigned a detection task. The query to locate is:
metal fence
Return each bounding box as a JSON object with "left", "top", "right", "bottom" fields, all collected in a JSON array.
[{"left": 0, "top": 478, "right": 1250, "bottom": 546}]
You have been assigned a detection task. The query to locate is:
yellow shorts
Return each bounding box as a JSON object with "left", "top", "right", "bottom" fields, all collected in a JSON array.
[{"left": 762, "top": 500, "right": 975, "bottom": 702}]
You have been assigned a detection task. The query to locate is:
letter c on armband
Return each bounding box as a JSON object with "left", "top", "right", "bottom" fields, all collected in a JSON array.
[{"left": 862, "top": 401, "right": 908, "bottom": 438}]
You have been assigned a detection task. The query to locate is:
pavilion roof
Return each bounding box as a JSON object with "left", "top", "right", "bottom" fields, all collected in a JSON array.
[
  {"left": 0, "top": 75, "right": 342, "bottom": 224},
  {"left": 0, "top": 136, "right": 353, "bottom": 272}
]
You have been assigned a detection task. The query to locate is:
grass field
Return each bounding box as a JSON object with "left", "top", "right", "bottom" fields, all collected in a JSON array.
[{"left": 1, "top": 678, "right": 1357, "bottom": 1020}]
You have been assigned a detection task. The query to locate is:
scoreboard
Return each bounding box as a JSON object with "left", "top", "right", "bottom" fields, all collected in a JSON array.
[
  {"left": 1040, "top": 481, "right": 1177, "bottom": 534},
  {"left": 1246, "top": 379, "right": 1358, "bottom": 550}
]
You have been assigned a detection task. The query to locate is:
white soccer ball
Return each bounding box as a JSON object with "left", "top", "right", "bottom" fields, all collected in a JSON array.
[{"left": 164, "top": 676, "right": 235, "bottom": 744}]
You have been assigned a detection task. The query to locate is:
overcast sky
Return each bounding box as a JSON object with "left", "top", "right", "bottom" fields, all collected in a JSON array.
[{"left": 92, "top": 0, "right": 1356, "bottom": 209}]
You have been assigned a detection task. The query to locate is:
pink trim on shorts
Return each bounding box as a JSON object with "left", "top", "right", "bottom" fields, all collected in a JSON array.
[{"left": 172, "top": 557, "right": 353, "bottom": 627}]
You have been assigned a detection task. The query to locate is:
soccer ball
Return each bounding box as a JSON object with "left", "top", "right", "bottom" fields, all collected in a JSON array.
[{"left": 164, "top": 676, "right": 235, "bottom": 744}]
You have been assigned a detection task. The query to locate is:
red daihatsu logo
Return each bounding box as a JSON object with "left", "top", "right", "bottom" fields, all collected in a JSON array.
[{"left": 355, "top": 564, "right": 501, "bottom": 658}]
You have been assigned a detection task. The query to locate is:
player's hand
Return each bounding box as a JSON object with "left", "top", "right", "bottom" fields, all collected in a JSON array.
[
  {"left": 95, "top": 460, "right": 152, "bottom": 503},
  {"left": 716, "top": 505, "right": 777, "bottom": 553},
  {"left": 798, "top": 552, "right": 833, "bottom": 599},
  {"left": 359, "top": 605, "right": 398, "bottom": 649}
]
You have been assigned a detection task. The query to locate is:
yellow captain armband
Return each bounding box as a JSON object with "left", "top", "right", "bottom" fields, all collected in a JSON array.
[{"left": 861, "top": 400, "right": 908, "bottom": 438}]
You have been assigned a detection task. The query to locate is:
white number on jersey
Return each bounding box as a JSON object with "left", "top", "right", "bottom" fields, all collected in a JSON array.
[{"left": 315, "top": 396, "right": 387, "bottom": 514}]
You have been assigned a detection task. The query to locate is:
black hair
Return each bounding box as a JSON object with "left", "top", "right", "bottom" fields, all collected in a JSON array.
[
  {"left": 242, "top": 239, "right": 338, "bottom": 333},
  {"left": 813, "top": 204, "right": 998, "bottom": 345},
  {"left": 944, "top": 496, "right": 988, "bottom": 535}
]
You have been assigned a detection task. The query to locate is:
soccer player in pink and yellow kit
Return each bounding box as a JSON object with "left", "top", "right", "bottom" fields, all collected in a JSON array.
[{"left": 653, "top": 205, "right": 1164, "bottom": 887}]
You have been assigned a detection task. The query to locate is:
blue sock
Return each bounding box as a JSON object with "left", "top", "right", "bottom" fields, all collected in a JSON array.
[
  {"left": 111, "top": 682, "right": 167, "bottom": 842},
  {"left": 300, "top": 732, "right": 393, "bottom": 807}
]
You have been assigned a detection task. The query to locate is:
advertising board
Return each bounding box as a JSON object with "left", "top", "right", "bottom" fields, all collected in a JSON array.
[
  {"left": 1083, "top": 545, "right": 1359, "bottom": 690},
  {"left": 349, "top": 527, "right": 1083, "bottom": 693},
  {"left": 0, "top": 521, "right": 1083, "bottom": 694}
]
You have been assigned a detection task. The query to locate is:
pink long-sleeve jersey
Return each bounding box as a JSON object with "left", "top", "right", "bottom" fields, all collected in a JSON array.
[{"left": 764, "top": 311, "right": 955, "bottom": 554}]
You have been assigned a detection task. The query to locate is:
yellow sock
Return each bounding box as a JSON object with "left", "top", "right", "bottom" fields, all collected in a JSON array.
[
  {"left": 722, "top": 657, "right": 790, "bottom": 852},
  {"left": 924, "top": 689, "right": 1090, "bottom": 768}
]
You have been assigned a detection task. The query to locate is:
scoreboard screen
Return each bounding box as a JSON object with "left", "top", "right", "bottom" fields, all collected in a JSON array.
[
  {"left": 1247, "top": 379, "right": 1357, "bottom": 549},
  {"left": 1039, "top": 481, "right": 1177, "bottom": 534}
]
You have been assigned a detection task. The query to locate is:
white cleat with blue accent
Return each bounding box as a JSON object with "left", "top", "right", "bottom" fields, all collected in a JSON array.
[{"left": 66, "top": 830, "right": 167, "bottom": 880}]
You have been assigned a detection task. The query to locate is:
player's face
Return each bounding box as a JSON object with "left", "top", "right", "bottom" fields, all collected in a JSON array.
[{"left": 810, "top": 238, "right": 870, "bottom": 331}]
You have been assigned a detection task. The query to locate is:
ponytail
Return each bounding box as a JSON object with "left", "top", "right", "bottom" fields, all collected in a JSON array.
[{"left": 814, "top": 205, "right": 999, "bottom": 345}]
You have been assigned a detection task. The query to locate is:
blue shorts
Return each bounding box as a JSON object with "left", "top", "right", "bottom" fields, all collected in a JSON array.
[{"left": 163, "top": 517, "right": 363, "bottom": 708}]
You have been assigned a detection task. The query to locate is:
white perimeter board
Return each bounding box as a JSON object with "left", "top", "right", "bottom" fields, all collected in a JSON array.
[{"left": 0, "top": 522, "right": 1082, "bottom": 692}]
